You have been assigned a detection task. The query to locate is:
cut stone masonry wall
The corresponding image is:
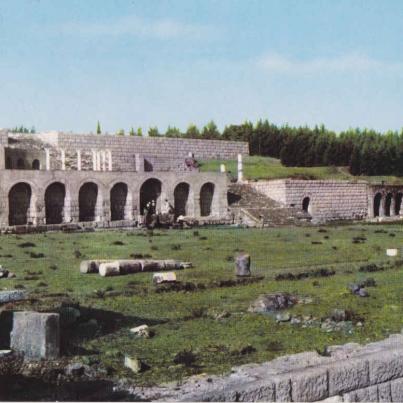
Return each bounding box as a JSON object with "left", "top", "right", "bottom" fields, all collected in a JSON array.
[
  {"left": 249, "top": 180, "right": 370, "bottom": 221},
  {"left": 129, "top": 334, "right": 403, "bottom": 402}
]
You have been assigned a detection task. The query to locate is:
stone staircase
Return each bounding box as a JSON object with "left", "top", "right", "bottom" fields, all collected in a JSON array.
[{"left": 228, "top": 182, "right": 311, "bottom": 227}]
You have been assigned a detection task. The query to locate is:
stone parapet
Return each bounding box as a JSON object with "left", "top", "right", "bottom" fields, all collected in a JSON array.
[{"left": 125, "top": 334, "right": 403, "bottom": 402}]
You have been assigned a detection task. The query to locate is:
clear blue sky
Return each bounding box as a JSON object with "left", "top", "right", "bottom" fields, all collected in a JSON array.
[{"left": 0, "top": 0, "right": 402, "bottom": 133}]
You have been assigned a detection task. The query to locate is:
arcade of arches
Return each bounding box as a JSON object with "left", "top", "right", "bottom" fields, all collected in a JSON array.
[
  {"left": 6, "top": 179, "right": 217, "bottom": 226},
  {"left": 373, "top": 192, "right": 403, "bottom": 218}
]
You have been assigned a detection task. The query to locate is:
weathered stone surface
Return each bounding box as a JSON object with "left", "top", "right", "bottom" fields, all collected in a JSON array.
[
  {"left": 248, "top": 293, "right": 297, "bottom": 313},
  {"left": 328, "top": 357, "right": 369, "bottom": 395},
  {"left": 291, "top": 367, "right": 328, "bottom": 402},
  {"left": 235, "top": 254, "right": 251, "bottom": 277},
  {"left": 115, "top": 334, "right": 403, "bottom": 402},
  {"left": 377, "top": 381, "right": 392, "bottom": 402},
  {"left": 369, "top": 349, "right": 403, "bottom": 384},
  {"left": 80, "top": 260, "right": 108, "bottom": 274},
  {"left": 142, "top": 260, "right": 166, "bottom": 272},
  {"left": 130, "top": 324, "right": 150, "bottom": 338},
  {"left": 153, "top": 272, "right": 177, "bottom": 284},
  {"left": 387, "top": 248, "right": 398, "bottom": 257},
  {"left": 343, "top": 384, "right": 378, "bottom": 402},
  {"left": 390, "top": 377, "right": 403, "bottom": 402},
  {"left": 99, "top": 261, "right": 120, "bottom": 277},
  {"left": 124, "top": 356, "right": 143, "bottom": 373},
  {"left": 116, "top": 260, "right": 142, "bottom": 274},
  {"left": 0, "top": 289, "right": 26, "bottom": 304},
  {"left": 10, "top": 311, "right": 60, "bottom": 360}
]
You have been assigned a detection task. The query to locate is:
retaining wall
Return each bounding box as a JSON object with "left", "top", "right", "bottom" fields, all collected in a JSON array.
[
  {"left": 133, "top": 334, "right": 403, "bottom": 402},
  {"left": 250, "top": 179, "right": 369, "bottom": 221},
  {"left": 57, "top": 133, "right": 249, "bottom": 161}
]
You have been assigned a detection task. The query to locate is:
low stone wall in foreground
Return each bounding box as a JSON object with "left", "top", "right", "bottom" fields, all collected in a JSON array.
[{"left": 121, "top": 334, "right": 403, "bottom": 402}]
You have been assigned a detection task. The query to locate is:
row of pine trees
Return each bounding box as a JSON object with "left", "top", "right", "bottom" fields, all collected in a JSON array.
[{"left": 97, "top": 120, "right": 403, "bottom": 176}]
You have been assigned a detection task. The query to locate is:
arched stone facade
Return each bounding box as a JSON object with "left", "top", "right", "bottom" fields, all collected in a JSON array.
[{"left": 0, "top": 170, "right": 228, "bottom": 228}]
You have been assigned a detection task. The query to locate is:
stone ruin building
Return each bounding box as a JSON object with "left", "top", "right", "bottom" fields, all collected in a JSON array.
[
  {"left": 0, "top": 129, "right": 247, "bottom": 230},
  {"left": 0, "top": 128, "right": 401, "bottom": 230}
]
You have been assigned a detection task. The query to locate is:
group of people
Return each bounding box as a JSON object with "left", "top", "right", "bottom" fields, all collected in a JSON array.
[{"left": 143, "top": 198, "right": 175, "bottom": 228}]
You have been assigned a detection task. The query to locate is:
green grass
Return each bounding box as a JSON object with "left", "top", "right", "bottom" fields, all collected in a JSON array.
[
  {"left": 3, "top": 224, "right": 403, "bottom": 385},
  {"left": 200, "top": 156, "right": 403, "bottom": 184}
]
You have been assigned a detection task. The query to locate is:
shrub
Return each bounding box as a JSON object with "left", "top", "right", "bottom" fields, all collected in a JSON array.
[
  {"left": 29, "top": 252, "right": 45, "bottom": 258},
  {"left": 173, "top": 350, "right": 197, "bottom": 367},
  {"left": 18, "top": 242, "right": 36, "bottom": 248}
]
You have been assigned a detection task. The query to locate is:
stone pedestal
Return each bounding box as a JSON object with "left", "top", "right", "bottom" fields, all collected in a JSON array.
[
  {"left": 10, "top": 311, "right": 60, "bottom": 360},
  {"left": 235, "top": 254, "right": 251, "bottom": 276}
]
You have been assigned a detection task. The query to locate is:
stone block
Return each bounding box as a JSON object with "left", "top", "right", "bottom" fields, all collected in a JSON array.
[
  {"left": 228, "top": 380, "right": 275, "bottom": 402},
  {"left": 269, "top": 375, "right": 292, "bottom": 402},
  {"left": 80, "top": 259, "right": 108, "bottom": 274},
  {"left": 343, "top": 385, "right": 378, "bottom": 402},
  {"left": 10, "top": 311, "right": 60, "bottom": 360},
  {"left": 387, "top": 249, "right": 398, "bottom": 257},
  {"left": 291, "top": 367, "right": 328, "bottom": 402},
  {"left": 0, "top": 290, "right": 26, "bottom": 304},
  {"left": 99, "top": 261, "right": 120, "bottom": 277},
  {"left": 153, "top": 272, "right": 176, "bottom": 284},
  {"left": 377, "top": 381, "right": 392, "bottom": 402},
  {"left": 369, "top": 350, "right": 403, "bottom": 384},
  {"left": 328, "top": 357, "right": 369, "bottom": 395},
  {"left": 390, "top": 378, "right": 403, "bottom": 402}
]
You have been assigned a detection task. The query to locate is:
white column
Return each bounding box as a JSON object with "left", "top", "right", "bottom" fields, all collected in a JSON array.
[
  {"left": 107, "top": 150, "right": 112, "bottom": 171},
  {"left": 45, "top": 148, "right": 50, "bottom": 171},
  {"left": 97, "top": 151, "right": 101, "bottom": 171},
  {"left": 101, "top": 150, "right": 106, "bottom": 171},
  {"left": 220, "top": 163, "right": 226, "bottom": 173},
  {"left": 77, "top": 150, "right": 81, "bottom": 171},
  {"left": 92, "top": 150, "right": 97, "bottom": 171},
  {"left": 237, "top": 153, "right": 243, "bottom": 182},
  {"left": 61, "top": 149, "right": 66, "bottom": 171},
  {"left": 135, "top": 153, "right": 142, "bottom": 172}
]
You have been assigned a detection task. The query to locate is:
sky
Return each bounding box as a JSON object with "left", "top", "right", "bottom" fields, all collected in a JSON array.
[{"left": 0, "top": 0, "right": 402, "bottom": 134}]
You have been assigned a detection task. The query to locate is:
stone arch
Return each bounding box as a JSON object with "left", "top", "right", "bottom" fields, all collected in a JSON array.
[
  {"left": 373, "top": 192, "right": 382, "bottom": 217},
  {"left": 140, "top": 178, "right": 162, "bottom": 215},
  {"left": 200, "top": 182, "right": 215, "bottom": 217},
  {"left": 302, "top": 197, "right": 311, "bottom": 213},
  {"left": 385, "top": 193, "right": 393, "bottom": 217},
  {"left": 174, "top": 182, "right": 190, "bottom": 218},
  {"left": 395, "top": 193, "right": 403, "bottom": 215},
  {"left": 32, "top": 159, "right": 40, "bottom": 170},
  {"left": 45, "top": 182, "right": 66, "bottom": 224},
  {"left": 110, "top": 182, "right": 128, "bottom": 221},
  {"left": 17, "top": 158, "right": 25, "bottom": 169},
  {"left": 79, "top": 182, "right": 99, "bottom": 222},
  {"left": 9, "top": 182, "right": 32, "bottom": 225}
]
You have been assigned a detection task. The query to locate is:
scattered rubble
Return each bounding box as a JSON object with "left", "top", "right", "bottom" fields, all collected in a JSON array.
[
  {"left": 248, "top": 293, "right": 298, "bottom": 313},
  {"left": 0, "top": 265, "right": 15, "bottom": 279},
  {"left": 124, "top": 356, "right": 147, "bottom": 373},
  {"left": 348, "top": 282, "right": 370, "bottom": 297},
  {"left": 0, "top": 290, "right": 26, "bottom": 304}
]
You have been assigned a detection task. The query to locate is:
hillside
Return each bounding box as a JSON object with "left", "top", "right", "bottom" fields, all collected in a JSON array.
[{"left": 200, "top": 156, "right": 403, "bottom": 184}]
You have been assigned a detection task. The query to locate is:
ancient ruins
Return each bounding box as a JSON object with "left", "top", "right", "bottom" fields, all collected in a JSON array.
[{"left": 0, "top": 129, "right": 401, "bottom": 231}]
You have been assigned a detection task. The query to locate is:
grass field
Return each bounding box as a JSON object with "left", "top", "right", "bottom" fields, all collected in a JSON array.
[
  {"left": 3, "top": 224, "right": 403, "bottom": 385},
  {"left": 200, "top": 156, "right": 403, "bottom": 184}
]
